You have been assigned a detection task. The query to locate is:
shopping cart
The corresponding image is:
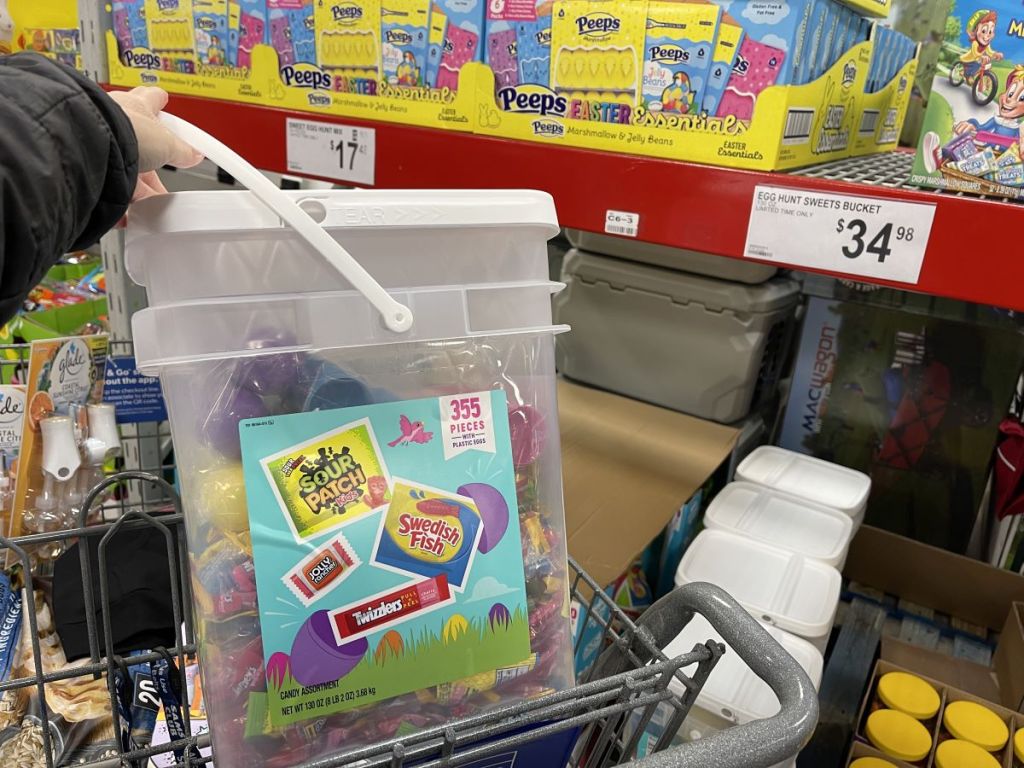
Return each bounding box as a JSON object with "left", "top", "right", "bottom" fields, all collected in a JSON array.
[{"left": 0, "top": 347, "right": 817, "bottom": 768}]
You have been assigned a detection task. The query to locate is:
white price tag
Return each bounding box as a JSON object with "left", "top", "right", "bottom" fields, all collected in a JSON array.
[
  {"left": 285, "top": 118, "right": 375, "bottom": 186},
  {"left": 604, "top": 210, "right": 640, "bottom": 238},
  {"left": 744, "top": 185, "right": 935, "bottom": 284}
]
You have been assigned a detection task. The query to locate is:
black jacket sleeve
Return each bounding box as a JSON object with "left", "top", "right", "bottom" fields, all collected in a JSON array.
[{"left": 0, "top": 53, "right": 139, "bottom": 324}]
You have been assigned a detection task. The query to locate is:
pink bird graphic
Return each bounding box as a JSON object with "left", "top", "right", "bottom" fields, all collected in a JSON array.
[{"left": 388, "top": 415, "right": 433, "bottom": 447}]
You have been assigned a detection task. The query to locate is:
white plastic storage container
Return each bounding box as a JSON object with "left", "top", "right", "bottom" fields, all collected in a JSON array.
[
  {"left": 126, "top": 189, "right": 559, "bottom": 306},
  {"left": 736, "top": 446, "right": 872, "bottom": 530},
  {"left": 664, "top": 614, "right": 823, "bottom": 768},
  {"left": 130, "top": 170, "right": 574, "bottom": 765},
  {"left": 674, "top": 530, "right": 841, "bottom": 652},
  {"left": 705, "top": 482, "right": 855, "bottom": 569},
  {"left": 668, "top": 613, "right": 822, "bottom": 730},
  {"left": 564, "top": 229, "right": 779, "bottom": 284},
  {"left": 554, "top": 249, "right": 800, "bottom": 423}
]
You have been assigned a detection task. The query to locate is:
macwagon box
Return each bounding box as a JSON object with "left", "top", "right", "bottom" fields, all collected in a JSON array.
[{"left": 912, "top": 2, "right": 1024, "bottom": 197}]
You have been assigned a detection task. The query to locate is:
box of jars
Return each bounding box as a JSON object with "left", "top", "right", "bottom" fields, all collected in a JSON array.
[{"left": 849, "top": 660, "right": 1024, "bottom": 768}]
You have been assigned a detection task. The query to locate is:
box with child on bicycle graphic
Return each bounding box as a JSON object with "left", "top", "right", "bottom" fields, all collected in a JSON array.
[{"left": 913, "top": 5, "right": 1024, "bottom": 197}]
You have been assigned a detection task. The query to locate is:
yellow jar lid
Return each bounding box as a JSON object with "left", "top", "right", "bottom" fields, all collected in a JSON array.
[
  {"left": 935, "top": 739, "right": 1002, "bottom": 768},
  {"left": 851, "top": 758, "right": 898, "bottom": 768},
  {"left": 1015, "top": 728, "right": 1024, "bottom": 761},
  {"left": 943, "top": 701, "right": 1009, "bottom": 752},
  {"left": 877, "top": 672, "right": 941, "bottom": 720},
  {"left": 866, "top": 709, "right": 933, "bottom": 762}
]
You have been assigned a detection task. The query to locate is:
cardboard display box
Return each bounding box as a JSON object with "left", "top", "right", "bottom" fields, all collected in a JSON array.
[
  {"left": 557, "top": 379, "right": 738, "bottom": 589},
  {"left": 843, "top": 526, "right": 1024, "bottom": 765},
  {"left": 851, "top": 658, "right": 1024, "bottom": 767}
]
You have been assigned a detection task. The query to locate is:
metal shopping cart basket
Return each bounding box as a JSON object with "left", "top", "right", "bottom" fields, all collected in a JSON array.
[{"left": 0, "top": 346, "right": 817, "bottom": 768}]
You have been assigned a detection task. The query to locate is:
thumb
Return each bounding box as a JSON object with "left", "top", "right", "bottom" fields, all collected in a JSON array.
[
  {"left": 129, "top": 86, "right": 170, "bottom": 116},
  {"left": 160, "top": 127, "right": 204, "bottom": 169}
]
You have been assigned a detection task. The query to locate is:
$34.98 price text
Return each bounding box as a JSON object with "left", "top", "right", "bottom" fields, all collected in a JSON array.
[{"left": 835, "top": 217, "right": 915, "bottom": 262}]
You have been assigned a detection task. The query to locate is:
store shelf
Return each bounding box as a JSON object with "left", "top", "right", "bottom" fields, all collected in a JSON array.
[{"left": 151, "top": 91, "right": 1024, "bottom": 312}]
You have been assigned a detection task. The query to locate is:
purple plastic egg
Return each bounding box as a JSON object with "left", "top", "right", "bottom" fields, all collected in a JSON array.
[
  {"left": 457, "top": 482, "right": 509, "bottom": 554},
  {"left": 508, "top": 405, "right": 547, "bottom": 468},
  {"left": 237, "top": 330, "right": 301, "bottom": 396},
  {"left": 202, "top": 387, "right": 268, "bottom": 460},
  {"left": 289, "top": 611, "right": 368, "bottom": 687}
]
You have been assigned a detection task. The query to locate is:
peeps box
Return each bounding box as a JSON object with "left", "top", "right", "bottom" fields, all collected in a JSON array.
[
  {"left": 106, "top": 0, "right": 477, "bottom": 133},
  {"left": 910, "top": 1, "right": 1024, "bottom": 197},
  {"left": 7, "top": 0, "right": 82, "bottom": 68},
  {"left": 641, "top": 0, "right": 722, "bottom": 116}
]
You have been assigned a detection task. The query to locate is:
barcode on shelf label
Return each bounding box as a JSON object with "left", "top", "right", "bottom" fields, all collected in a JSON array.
[
  {"left": 859, "top": 109, "right": 879, "bottom": 136},
  {"left": 285, "top": 118, "right": 376, "bottom": 186},
  {"left": 604, "top": 210, "right": 640, "bottom": 237},
  {"left": 783, "top": 109, "right": 814, "bottom": 144}
]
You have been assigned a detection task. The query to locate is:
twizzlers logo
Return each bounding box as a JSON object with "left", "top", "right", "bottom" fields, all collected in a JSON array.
[{"left": 329, "top": 575, "right": 453, "bottom": 644}]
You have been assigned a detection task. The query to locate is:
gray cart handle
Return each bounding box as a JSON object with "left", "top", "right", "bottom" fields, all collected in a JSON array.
[{"left": 598, "top": 581, "right": 820, "bottom": 768}]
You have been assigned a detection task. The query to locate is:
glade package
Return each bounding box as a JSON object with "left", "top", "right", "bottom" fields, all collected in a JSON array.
[
  {"left": 912, "top": 1, "right": 1024, "bottom": 196},
  {"left": 128, "top": 188, "right": 574, "bottom": 768}
]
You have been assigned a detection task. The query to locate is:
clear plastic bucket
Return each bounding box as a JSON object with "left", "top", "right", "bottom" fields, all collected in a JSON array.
[{"left": 129, "top": 118, "right": 573, "bottom": 768}]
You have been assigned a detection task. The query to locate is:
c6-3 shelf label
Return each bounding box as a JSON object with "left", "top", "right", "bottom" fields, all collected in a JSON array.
[{"left": 743, "top": 185, "right": 936, "bottom": 285}]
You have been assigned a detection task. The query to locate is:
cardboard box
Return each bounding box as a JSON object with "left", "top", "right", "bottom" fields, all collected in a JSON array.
[
  {"left": 995, "top": 603, "right": 1024, "bottom": 713},
  {"left": 845, "top": 526, "right": 1024, "bottom": 633},
  {"left": 557, "top": 379, "right": 738, "bottom": 589},
  {"left": 852, "top": 657, "right": 1024, "bottom": 767}
]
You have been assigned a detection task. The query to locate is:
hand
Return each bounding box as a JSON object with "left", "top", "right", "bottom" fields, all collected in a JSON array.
[
  {"left": 954, "top": 121, "right": 977, "bottom": 135},
  {"left": 108, "top": 87, "right": 203, "bottom": 202}
]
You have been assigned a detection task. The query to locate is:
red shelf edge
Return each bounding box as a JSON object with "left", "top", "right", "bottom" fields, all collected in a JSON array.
[{"left": 148, "top": 90, "right": 1024, "bottom": 312}]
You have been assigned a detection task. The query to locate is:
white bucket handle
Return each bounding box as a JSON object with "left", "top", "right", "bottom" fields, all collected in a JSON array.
[{"left": 158, "top": 112, "right": 414, "bottom": 333}]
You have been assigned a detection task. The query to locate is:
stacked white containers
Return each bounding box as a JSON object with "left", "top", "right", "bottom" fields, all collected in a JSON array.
[{"left": 669, "top": 446, "right": 870, "bottom": 766}]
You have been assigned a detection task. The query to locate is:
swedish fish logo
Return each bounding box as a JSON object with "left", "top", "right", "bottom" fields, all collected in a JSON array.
[
  {"left": 123, "top": 47, "right": 161, "bottom": 69},
  {"left": 648, "top": 44, "right": 689, "bottom": 64},
  {"left": 497, "top": 83, "right": 568, "bottom": 116},
  {"left": 332, "top": 2, "right": 363, "bottom": 23},
  {"left": 575, "top": 12, "right": 620, "bottom": 38},
  {"left": 281, "top": 62, "right": 333, "bottom": 89}
]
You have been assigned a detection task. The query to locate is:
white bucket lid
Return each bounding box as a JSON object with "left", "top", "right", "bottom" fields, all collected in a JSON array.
[
  {"left": 736, "top": 446, "right": 870, "bottom": 518},
  {"left": 674, "top": 530, "right": 841, "bottom": 639},
  {"left": 666, "top": 614, "right": 823, "bottom": 724},
  {"left": 704, "top": 482, "right": 854, "bottom": 569},
  {"left": 125, "top": 188, "right": 560, "bottom": 285}
]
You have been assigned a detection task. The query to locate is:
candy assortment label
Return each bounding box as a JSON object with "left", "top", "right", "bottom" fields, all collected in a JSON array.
[{"left": 241, "top": 390, "right": 530, "bottom": 725}]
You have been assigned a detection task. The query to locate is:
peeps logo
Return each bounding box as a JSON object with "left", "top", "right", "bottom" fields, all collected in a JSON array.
[
  {"left": 575, "top": 12, "right": 620, "bottom": 38},
  {"left": 443, "top": 37, "right": 454, "bottom": 54},
  {"left": 123, "top": 47, "right": 161, "bottom": 69},
  {"left": 531, "top": 118, "right": 565, "bottom": 137},
  {"left": 141, "top": 72, "right": 159, "bottom": 84},
  {"left": 733, "top": 54, "right": 749, "bottom": 76},
  {"left": 536, "top": 28, "right": 552, "bottom": 45},
  {"left": 386, "top": 29, "right": 413, "bottom": 45},
  {"left": 648, "top": 44, "right": 689, "bottom": 63},
  {"left": 898, "top": 74, "right": 908, "bottom": 93},
  {"left": 196, "top": 16, "right": 217, "bottom": 31},
  {"left": 156, "top": 0, "right": 179, "bottom": 11},
  {"left": 281, "top": 63, "right": 332, "bottom": 89},
  {"left": 308, "top": 92, "right": 332, "bottom": 107},
  {"left": 331, "top": 2, "right": 363, "bottom": 23},
  {"left": 842, "top": 60, "right": 856, "bottom": 88},
  {"left": 497, "top": 84, "right": 568, "bottom": 116}
]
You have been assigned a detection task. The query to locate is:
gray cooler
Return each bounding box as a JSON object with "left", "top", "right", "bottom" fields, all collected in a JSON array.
[
  {"left": 565, "top": 229, "right": 778, "bottom": 284},
  {"left": 555, "top": 249, "right": 800, "bottom": 423}
]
